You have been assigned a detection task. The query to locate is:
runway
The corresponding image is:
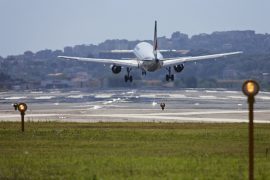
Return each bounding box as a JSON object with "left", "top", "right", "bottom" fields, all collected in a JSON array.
[{"left": 0, "top": 89, "right": 269, "bottom": 123}]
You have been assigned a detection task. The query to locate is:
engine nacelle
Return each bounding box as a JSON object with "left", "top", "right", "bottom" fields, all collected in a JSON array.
[
  {"left": 111, "top": 65, "right": 121, "bottom": 74},
  {"left": 174, "top": 64, "right": 184, "bottom": 73}
]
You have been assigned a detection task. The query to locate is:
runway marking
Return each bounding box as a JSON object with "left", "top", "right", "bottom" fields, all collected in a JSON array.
[
  {"left": 67, "top": 95, "right": 84, "bottom": 98},
  {"left": 227, "top": 96, "right": 245, "bottom": 100},
  {"left": 169, "top": 94, "right": 187, "bottom": 98},
  {"left": 185, "top": 90, "right": 198, "bottom": 92},
  {"left": 0, "top": 114, "right": 60, "bottom": 118},
  {"left": 103, "top": 101, "right": 113, "bottom": 105},
  {"left": 34, "top": 96, "right": 55, "bottom": 100},
  {"left": 69, "top": 91, "right": 81, "bottom": 93},
  {"left": 4, "top": 96, "right": 27, "bottom": 100},
  {"left": 95, "top": 94, "right": 112, "bottom": 98},
  {"left": 257, "top": 96, "right": 270, "bottom": 100},
  {"left": 49, "top": 91, "right": 61, "bottom": 94},
  {"left": 224, "top": 91, "right": 238, "bottom": 94},
  {"left": 199, "top": 95, "right": 217, "bottom": 99},
  {"left": 30, "top": 91, "right": 43, "bottom": 94},
  {"left": 112, "top": 98, "right": 121, "bottom": 102},
  {"left": 90, "top": 105, "right": 102, "bottom": 110},
  {"left": 205, "top": 90, "right": 217, "bottom": 93},
  {"left": 140, "top": 95, "right": 156, "bottom": 98},
  {"left": 72, "top": 104, "right": 93, "bottom": 108},
  {"left": 260, "top": 91, "right": 270, "bottom": 95}
]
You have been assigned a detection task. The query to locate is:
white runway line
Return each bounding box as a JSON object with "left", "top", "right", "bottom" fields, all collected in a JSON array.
[
  {"left": 67, "top": 95, "right": 84, "bottom": 99},
  {"left": 199, "top": 95, "right": 217, "bottom": 99},
  {"left": 95, "top": 94, "right": 112, "bottom": 98},
  {"left": 34, "top": 96, "right": 55, "bottom": 100},
  {"left": 30, "top": 91, "right": 43, "bottom": 94},
  {"left": 90, "top": 105, "right": 102, "bottom": 110},
  {"left": 139, "top": 95, "right": 156, "bottom": 98},
  {"left": 205, "top": 90, "right": 217, "bottom": 93},
  {"left": 0, "top": 114, "right": 60, "bottom": 118},
  {"left": 185, "top": 90, "right": 198, "bottom": 92},
  {"left": 49, "top": 91, "right": 61, "bottom": 94},
  {"left": 69, "top": 91, "right": 81, "bottom": 93},
  {"left": 257, "top": 96, "right": 270, "bottom": 100},
  {"left": 169, "top": 94, "right": 187, "bottom": 98},
  {"left": 4, "top": 96, "right": 27, "bottom": 100},
  {"left": 224, "top": 91, "right": 238, "bottom": 94},
  {"left": 227, "top": 96, "right": 246, "bottom": 100}
]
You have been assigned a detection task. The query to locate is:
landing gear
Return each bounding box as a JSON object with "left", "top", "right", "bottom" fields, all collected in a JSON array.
[
  {"left": 165, "top": 67, "right": 174, "bottom": 81},
  {"left": 125, "top": 67, "right": 133, "bottom": 82},
  {"left": 142, "top": 70, "right": 146, "bottom": 76},
  {"left": 125, "top": 75, "right": 133, "bottom": 82}
]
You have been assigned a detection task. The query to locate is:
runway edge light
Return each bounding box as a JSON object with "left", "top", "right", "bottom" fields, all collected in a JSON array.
[
  {"left": 242, "top": 80, "right": 259, "bottom": 97},
  {"left": 13, "top": 102, "right": 28, "bottom": 132},
  {"left": 242, "top": 80, "right": 259, "bottom": 180}
]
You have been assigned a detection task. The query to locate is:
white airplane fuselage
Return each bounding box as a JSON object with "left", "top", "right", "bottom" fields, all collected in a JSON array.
[{"left": 133, "top": 42, "right": 163, "bottom": 72}]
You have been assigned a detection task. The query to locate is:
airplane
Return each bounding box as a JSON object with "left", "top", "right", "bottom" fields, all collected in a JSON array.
[{"left": 58, "top": 21, "right": 242, "bottom": 82}]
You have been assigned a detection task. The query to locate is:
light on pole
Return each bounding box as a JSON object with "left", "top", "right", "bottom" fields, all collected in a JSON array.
[
  {"left": 242, "top": 80, "right": 260, "bottom": 180},
  {"left": 13, "top": 103, "right": 28, "bottom": 132}
]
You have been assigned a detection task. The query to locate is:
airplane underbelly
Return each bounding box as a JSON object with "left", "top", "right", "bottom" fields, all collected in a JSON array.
[{"left": 142, "top": 61, "right": 162, "bottom": 72}]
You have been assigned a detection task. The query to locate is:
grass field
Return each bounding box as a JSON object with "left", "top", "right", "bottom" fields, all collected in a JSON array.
[{"left": 0, "top": 122, "right": 270, "bottom": 179}]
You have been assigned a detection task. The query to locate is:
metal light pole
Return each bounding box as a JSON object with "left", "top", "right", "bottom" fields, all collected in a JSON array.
[{"left": 242, "top": 80, "right": 259, "bottom": 180}]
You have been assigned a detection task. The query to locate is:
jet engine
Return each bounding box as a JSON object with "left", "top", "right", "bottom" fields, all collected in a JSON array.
[
  {"left": 111, "top": 65, "right": 121, "bottom": 74},
  {"left": 174, "top": 64, "right": 184, "bottom": 73}
]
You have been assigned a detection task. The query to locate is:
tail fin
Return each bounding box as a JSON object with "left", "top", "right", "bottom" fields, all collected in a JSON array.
[{"left": 153, "top": 20, "right": 158, "bottom": 60}]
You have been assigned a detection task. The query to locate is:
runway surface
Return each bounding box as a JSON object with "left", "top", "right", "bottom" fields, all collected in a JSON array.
[{"left": 0, "top": 88, "right": 269, "bottom": 123}]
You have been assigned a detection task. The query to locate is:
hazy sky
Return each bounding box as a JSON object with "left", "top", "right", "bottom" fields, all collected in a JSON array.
[{"left": 0, "top": 0, "right": 269, "bottom": 57}]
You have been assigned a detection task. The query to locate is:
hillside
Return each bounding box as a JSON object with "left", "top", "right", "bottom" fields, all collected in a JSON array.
[{"left": 0, "top": 30, "right": 270, "bottom": 90}]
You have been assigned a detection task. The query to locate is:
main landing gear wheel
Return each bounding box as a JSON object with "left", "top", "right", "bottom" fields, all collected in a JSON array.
[
  {"left": 165, "top": 67, "right": 174, "bottom": 81},
  {"left": 142, "top": 70, "right": 146, "bottom": 76},
  {"left": 166, "top": 74, "right": 174, "bottom": 81},
  {"left": 124, "top": 67, "right": 133, "bottom": 82},
  {"left": 125, "top": 75, "right": 133, "bottom": 82}
]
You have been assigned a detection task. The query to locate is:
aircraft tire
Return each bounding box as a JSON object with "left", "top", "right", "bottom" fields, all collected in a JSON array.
[
  {"left": 171, "top": 74, "right": 174, "bottom": 81},
  {"left": 166, "top": 75, "right": 169, "bottom": 81},
  {"left": 124, "top": 75, "right": 128, "bottom": 82}
]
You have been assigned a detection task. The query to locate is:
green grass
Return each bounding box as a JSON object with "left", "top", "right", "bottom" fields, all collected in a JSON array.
[{"left": 0, "top": 122, "right": 270, "bottom": 179}]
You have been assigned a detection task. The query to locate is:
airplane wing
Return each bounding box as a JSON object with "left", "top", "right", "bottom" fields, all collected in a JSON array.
[
  {"left": 110, "top": 50, "right": 134, "bottom": 53},
  {"left": 162, "top": 51, "right": 242, "bottom": 67},
  {"left": 58, "top": 56, "right": 139, "bottom": 67}
]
